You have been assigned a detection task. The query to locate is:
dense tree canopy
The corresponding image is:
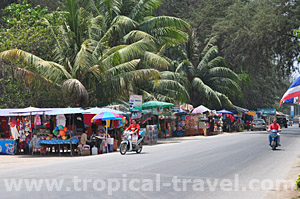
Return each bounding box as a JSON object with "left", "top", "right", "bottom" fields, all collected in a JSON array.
[
  {"left": 159, "top": 0, "right": 300, "bottom": 109},
  {"left": 0, "top": 0, "right": 298, "bottom": 110}
]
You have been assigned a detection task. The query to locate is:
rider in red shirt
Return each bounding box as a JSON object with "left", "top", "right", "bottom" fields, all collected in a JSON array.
[
  {"left": 268, "top": 119, "right": 281, "bottom": 146},
  {"left": 125, "top": 119, "right": 140, "bottom": 137}
]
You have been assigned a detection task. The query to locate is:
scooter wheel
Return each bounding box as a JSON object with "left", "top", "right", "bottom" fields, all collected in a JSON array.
[
  {"left": 120, "top": 143, "right": 127, "bottom": 155},
  {"left": 136, "top": 143, "right": 143, "bottom": 154}
]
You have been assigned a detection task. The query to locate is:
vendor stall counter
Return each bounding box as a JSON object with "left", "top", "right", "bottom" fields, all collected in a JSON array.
[{"left": 0, "top": 139, "right": 17, "bottom": 155}]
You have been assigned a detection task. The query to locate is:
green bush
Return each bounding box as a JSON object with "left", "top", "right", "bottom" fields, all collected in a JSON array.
[{"left": 295, "top": 174, "right": 300, "bottom": 190}]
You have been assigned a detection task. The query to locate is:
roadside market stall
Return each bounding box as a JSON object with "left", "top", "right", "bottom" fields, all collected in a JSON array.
[
  {"left": 0, "top": 109, "right": 29, "bottom": 154},
  {"left": 42, "top": 108, "right": 88, "bottom": 156},
  {"left": 92, "top": 111, "right": 125, "bottom": 153},
  {"left": 141, "top": 101, "right": 174, "bottom": 144}
]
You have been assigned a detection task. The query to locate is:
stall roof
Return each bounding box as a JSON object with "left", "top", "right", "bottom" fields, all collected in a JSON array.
[
  {"left": 10, "top": 107, "right": 54, "bottom": 114},
  {"left": 47, "top": 108, "right": 88, "bottom": 115},
  {"left": 233, "top": 105, "right": 249, "bottom": 113},
  {"left": 0, "top": 109, "right": 19, "bottom": 116}
]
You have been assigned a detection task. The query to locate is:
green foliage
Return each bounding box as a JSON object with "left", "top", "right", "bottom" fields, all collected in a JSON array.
[
  {"left": 0, "top": 77, "right": 32, "bottom": 108},
  {"left": 159, "top": 0, "right": 300, "bottom": 109},
  {"left": 2, "top": 0, "right": 49, "bottom": 27},
  {"left": 296, "top": 174, "right": 300, "bottom": 190}
]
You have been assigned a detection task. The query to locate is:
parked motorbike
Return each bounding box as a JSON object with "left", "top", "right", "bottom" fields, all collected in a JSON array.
[
  {"left": 269, "top": 129, "right": 279, "bottom": 150},
  {"left": 120, "top": 130, "right": 143, "bottom": 155}
]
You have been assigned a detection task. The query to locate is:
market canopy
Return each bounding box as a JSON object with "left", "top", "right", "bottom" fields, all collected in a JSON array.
[
  {"left": 85, "top": 107, "right": 126, "bottom": 115},
  {"left": 0, "top": 109, "right": 20, "bottom": 116},
  {"left": 216, "top": 109, "right": 233, "bottom": 114},
  {"left": 192, "top": 105, "right": 210, "bottom": 114},
  {"left": 47, "top": 108, "right": 88, "bottom": 115},
  {"left": 10, "top": 107, "right": 54, "bottom": 114},
  {"left": 142, "top": 101, "right": 174, "bottom": 110},
  {"left": 232, "top": 105, "right": 249, "bottom": 113},
  {"left": 180, "top": 104, "right": 194, "bottom": 112}
]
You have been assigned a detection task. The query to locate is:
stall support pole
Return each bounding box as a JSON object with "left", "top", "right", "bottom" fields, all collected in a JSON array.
[
  {"left": 105, "top": 123, "right": 108, "bottom": 153},
  {"left": 69, "top": 114, "right": 73, "bottom": 156},
  {"left": 164, "top": 117, "right": 166, "bottom": 138}
]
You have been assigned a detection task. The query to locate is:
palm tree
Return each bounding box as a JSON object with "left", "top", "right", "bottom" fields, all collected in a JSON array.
[
  {"left": 0, "top": 0, "right": 191, "bottom": 106},
  {"left": 164, "top": 34, "right": 241, "bottom": 109},
  {"left": 85, "top": 0, "right": 192, "bottom": 103}
]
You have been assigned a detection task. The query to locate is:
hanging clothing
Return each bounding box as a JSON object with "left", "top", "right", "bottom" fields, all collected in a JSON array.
[
  {"left": 34, "top": 114, "right": 41, "bottom": 125},
  {"left": 56, "top": 114, "right": 66, "bottom": 127},
  {"left": 10, "top": 120, "right": 20, "bottom": 140},
  {"left": 74, "top": 114, "right": 84, "bottom": 132},
  {"left": 24, "top": 117, "right": 30, "bottom": 132}
]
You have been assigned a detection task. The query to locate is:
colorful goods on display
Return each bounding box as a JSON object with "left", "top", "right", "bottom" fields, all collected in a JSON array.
[
  {"left": 52, "top": 125, "right": 69, "bottom": 139},
  {"left": 144, "top": 125, "right": 158, "bottom": 145},
  {"left": 174, "top": 114, "right": 202, "bottom": 136}
]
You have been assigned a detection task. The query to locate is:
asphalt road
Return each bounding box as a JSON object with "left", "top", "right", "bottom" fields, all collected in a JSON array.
[{"left": 1, "top": 125, "right": 300, "bottom": 199}]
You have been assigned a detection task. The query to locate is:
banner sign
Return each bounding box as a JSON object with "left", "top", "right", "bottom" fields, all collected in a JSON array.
[
  {"left": 257, "top": 108, "right": 276, "bottom": 115},
  {"left": 129, "top": 95, "right": 143, "bottom": 112},
  {"left": 171, "top": 106, "right": 180, "bottom": 113}
]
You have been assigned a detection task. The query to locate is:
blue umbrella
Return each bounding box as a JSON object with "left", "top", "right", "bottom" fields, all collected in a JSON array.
[{"left": 216, "top": 109, "right": 233, "bottom": 114}]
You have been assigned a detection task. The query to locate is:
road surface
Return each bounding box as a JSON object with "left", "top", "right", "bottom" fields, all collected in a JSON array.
[{"left": 1, "top": 125, "right": 300, "bottom": 199}]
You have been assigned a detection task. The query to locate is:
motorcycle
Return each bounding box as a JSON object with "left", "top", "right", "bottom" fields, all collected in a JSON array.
[
  {"left": 120, "top": 130, "right": 143, "bottom": 155},
  {"left": 269, "top": 129, "right": 280, "bottom": 150}
]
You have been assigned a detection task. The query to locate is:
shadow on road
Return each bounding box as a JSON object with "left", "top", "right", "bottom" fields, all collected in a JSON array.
[
  {"left": 123, "top": 152, "right": 149, "bottom": 156},
  {"left": 269, "top": 148, "right": 285, "bottom": 152}
]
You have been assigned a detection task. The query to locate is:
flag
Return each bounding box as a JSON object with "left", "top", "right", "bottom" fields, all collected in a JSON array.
[{"left": 279, "top": 76, "right": 300, "bottom": 107}]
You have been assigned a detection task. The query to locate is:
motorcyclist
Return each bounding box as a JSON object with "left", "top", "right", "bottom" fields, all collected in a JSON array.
[
  {"left": 125, "top": 119, "right": 140, "bottom": 142},
  {"left": 268, "top": 119, "right": 281, "bottom": 146}
]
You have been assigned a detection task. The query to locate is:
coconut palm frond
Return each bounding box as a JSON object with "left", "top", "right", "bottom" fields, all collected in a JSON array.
[
  {"left": 105, "top": 68, "right": 160, "bottom": 92},
  {"left": 201, "top": 36, "right": 218, "bottom": 58},
  {"left": 129, "top": 0, "right": 162, "bottom": 21},
  {"left": 98, "top": 0, "right": 122, "bottom": 22},
  {"left": 146, "top": 92, "right": 175, "bottom": 102},
  {"left": 89, "top": 15, "right": 107, "bottom": 40},
  {"left": 215, "top": 91, "right": 233, "bottom": 109},
  {"left": 73, "top": 40, "right": 98, "bottom": 77},
  {"left": 175, "top": 60, "right": 195, "bottom": 76},
  {"left": 207, "top": 56, "right": 227, "bottom": 69},
  {"left": 150, "top": 27, "right": 188, "bottom": 45},
  {"left": 139, "top": 89, "right": 157, "bottom": 101},
  {"left": 0, "top": 49, "right": 71, "bottom": 82},
  {"left": 104, "top": 39, "right": 156, "bottom": 66},
  {"left": 142, "top": 51, "right": 171, "bottom": 71},
  {"left": 124, "top": 30, "right": 156, "bottom": 44},
  {"left": 192, "top": 77, "right": 221, "bottom": 106},
  {"left": 14, "top": 67, "right": 56, "bottom": 87},
  {"left": 207, "top": 77, "right": 241, "bottom": 93},
  {"left": 148, "top": 79, "right": 190, "bottom": 102},
  {"left": 102, "top": 45, "right": 127, "bottom": 60},
  {"left": 36, "top": 61, "right": 72, "bottom": 82},
  {"left": 0, "top": 49, "right": 44, "bottom": 66},
  {"left": 207, "top": 67, "right": 240, "bottom": 80},
  {"left": 160, "top": 71, "right": 189, "bottom": 87},
  {"left": 100, "top": 15, "right": 138, "bottom": 43},
  {"left": 139, "top": 16, "right": 191, "bottom": 32},
  {"left": 105, "top": 59, "right": 140, "bottom": 77},
  {"left": 197, "top": 45, "right": 218, "bottom": 73}
]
